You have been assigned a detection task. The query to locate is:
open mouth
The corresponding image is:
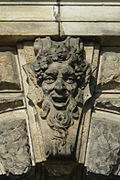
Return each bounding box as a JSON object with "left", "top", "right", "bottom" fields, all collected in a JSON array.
[
  {"left": 51, "top": 95, "right": 69, "bottom": 109},
  {"left": 52, "top": 96, "right": 68, "bottom": 103}
]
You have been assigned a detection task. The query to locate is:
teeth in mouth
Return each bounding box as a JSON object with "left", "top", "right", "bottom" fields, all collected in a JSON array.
[{"left": 52, "top": 96, "right": 67, "bottom": 103}]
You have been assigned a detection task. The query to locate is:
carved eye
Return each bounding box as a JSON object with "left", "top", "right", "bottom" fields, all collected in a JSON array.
[
  {"left": 44, "top": 76, "right": 55, "bottom": 84},
  {"left": 65, "top": 77, "right": 74, "bottom": 84}
]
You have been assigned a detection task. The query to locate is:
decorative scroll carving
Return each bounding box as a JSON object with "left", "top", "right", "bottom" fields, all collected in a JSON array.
[{"left": 24, "top": 37, "right": 92, "bottom": 159}]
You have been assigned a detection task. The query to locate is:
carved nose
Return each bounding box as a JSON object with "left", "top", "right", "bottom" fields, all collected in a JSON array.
[{"left": 54, "top": 80, "right": 66, "bottom": 92}]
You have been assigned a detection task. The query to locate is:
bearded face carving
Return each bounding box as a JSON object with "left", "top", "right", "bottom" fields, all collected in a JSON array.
[
  {"left": 24, "top": 37, "right": 91, "bottom": 159},
  {"left": 42, "top": 62, "right": 77, "bottom": 110},
  {"left": 40, "top": 61, "right": 79, "bottom": 147}
]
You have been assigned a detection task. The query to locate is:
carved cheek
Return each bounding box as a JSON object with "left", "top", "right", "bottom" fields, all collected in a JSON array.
[
  {"left": 67, "top": 83, "right": 77, "bottom": 94},
  {"left": 42, "top": 82, "right": 55, "bottom": 95}
]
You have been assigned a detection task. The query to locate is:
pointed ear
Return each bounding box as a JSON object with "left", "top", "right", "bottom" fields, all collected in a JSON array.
[
  {"left": 34, "top": 38, "right": 43, "bottom": 56},
  {"left": 34, "top": 37, "right": 53, "bottom": 56},
  {"left": 41, "top": 36, "right": 52, "bottom": 51},
  {"left": 65, "top": 36, "right": 70, "bottom": 48},
  {"left": 68, "top": 37, "right": 84, "bottom": 52}
]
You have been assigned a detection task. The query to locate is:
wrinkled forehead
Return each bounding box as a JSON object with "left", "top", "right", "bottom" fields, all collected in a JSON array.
[{"left": 44, "top": 62, "right": 75, "bottom": 76}]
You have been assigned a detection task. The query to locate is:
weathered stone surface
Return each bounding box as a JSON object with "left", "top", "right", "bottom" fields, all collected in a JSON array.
[
  {"left": 0, "top": 0, "right": 57, "bottom": 5},
  {"left": 17, "top": 43, "right": 44, "bottom": 164},
  {"left": 85, "top": 111, "right": 120, "bottom": 176},
  {"left": 0, "top": 51, "right": 21, "bottom": 90},
  {"left": 76, "top": 43, "right": 99, "bottom": 164},
  {"left": 24, "top": 37, "right": 92, "bottom": 163},
  {"left": 24, "top": 42, "right": 35, "bottom": 63},
  {"left": 60, "top": 22, "right": 120, "bottom": 36},
  {"left": 0, "top": 6, "right": 58, "bottom": 21},
  {"left": 0, "top": 22, "right": 58, "bottom": 36},
  {"left": 98, "top": 50, "right": 120, "bottom": 91},
  {"left": 95, "top": 98, "right": 120, "bottom": 113},
  {"left": 60, "top": 0, "right": 120, "bottom": 5},
  {"left": 61, "top": 6, "right": 120, "bottom": 22},
  {"left": 0, "top": 110, "right": 31, "bottom": 175},
  {"left": 0, "top": 97, "right": 24, "bottom": 113}
]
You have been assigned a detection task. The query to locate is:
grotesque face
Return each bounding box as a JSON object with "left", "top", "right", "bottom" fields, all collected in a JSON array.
[
  {"left": 42, "top": 62, "right": 77, "bottom": 110},
  {"left": 25, "top": 37, "right": 91, "bottom": 157}
]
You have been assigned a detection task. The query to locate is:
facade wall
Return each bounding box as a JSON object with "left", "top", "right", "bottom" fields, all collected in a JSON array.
[
  {"left": 0, "top": 1, "right": 120, "bottom": 39},
  {"left": 0, "top": 1, "right": 120, "bottom": 180}
]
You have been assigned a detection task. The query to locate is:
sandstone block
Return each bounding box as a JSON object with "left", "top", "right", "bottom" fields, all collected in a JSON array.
[
  {"left": 98, "top": 49, "right": 120, "bottom": 91},
  {"left": 0, "top": 6, "right": 58, "bottom": 21},
  {"left": 60, "top": 22, "right": 120, "bottom": 36},
  {"left": 61, "top": 6, "right": 120, "bottom": 22},
  {"left": 85, "top": 111, "right": 120, "bottom": 176},
  {"left": 0, "top": 22, "right": 58, "bottom": 36},
  {"left": 0, "top": 96, "right": 24, "bottom": 113},
  {"left": 0, "top": 110, "right": 31, "bottom": 175},
  {"left": 0, "top": 51, "right": 21, "bottom": 90},
  {"left": 95, "top": 98, "right": 120, "bottom": 113}
]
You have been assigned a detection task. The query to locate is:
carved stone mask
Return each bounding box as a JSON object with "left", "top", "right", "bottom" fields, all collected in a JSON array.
[
  {"left": 42, "top": 61, "right": 77, "bottom": 110},
  {"left": 24, "top": 37, "right": 92, "bottom": 157}
]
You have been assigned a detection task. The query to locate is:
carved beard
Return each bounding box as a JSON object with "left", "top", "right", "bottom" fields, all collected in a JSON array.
[{"left": 40, "top": 96, "right": 79, "bottom": 145}]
